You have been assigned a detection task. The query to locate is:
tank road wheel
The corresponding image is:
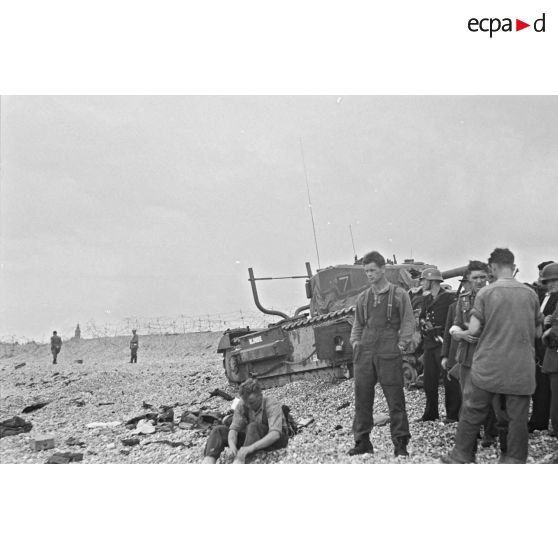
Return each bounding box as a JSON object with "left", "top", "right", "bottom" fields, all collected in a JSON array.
[{"left": 223, "top": 350, "right": 244, "bottom": 384}]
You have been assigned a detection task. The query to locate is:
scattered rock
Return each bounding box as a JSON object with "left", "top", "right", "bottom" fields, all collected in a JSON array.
[
  {"left": 121, "top": 438, "right": 140, "bottom": 446},
  {"left": 14, "top": 362, "right": 26, "bottom": 370},
  {"left": 0, "top": 416, "right": 33, "bottom": 438},
  {"left": 22, "top": 401, "right": 49, "bottom": 414},
  {"left": 125, "top": 413, "right": 158, "bottom": 427},
  {"left": 157, "top": 406, "right": 174, "bottom": 423},
  {"left": 30, "top": 434, "right": 55, "bottom": 451},
  {"left": 70, "top": 398, "right": 86, "bottom": 407},
  {"left": 143, "top": 440, "right": 191, "bottom": 448},
  {"left": 209, "top": 388, "right": 234, "bottom": 401},
  {"left": 133, "top": 419, "right": 156, "bottom": 435},
  {"left": 46, "top": 452, "right": 83, "bottom": 464},
  {"left": 373, "top": 413, "right": 390, "bottom": 427},
  {"left": 66, "top": 437, "right": 86, "bottom": 447},
  {"left": 86, "top": 421, "right": 122, "bottom": 429}
]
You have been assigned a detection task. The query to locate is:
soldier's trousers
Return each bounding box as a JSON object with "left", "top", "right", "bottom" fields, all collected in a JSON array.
[
  {"left": 549, "top": 373, "right": 558, "bottom": 435},
  {"left": 450, "top": 380, "right": 530, "bottom": 464},
  {"left": 353, "top": 347, "right": 410, "bottom": 445},
  {"left": 460, "top": 365, "right": 498, "bottom": 438},
  {"left": 528, "top": 364, "right": 550, "bottom": 430},
  {"left": 422, "top": 346, "right": 461, "bottom": 420},
  {"left": 203, "top": 423, "right": 288, "bottom": 459},
  {"left": 51, "top": 348, "right": 60, "bottom": 364},
  {"left": 130, "top": 348, "right": 137, "bottom": 363}
]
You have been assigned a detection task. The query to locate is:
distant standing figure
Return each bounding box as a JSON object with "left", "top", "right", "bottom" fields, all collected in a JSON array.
[
  {"left": 74, "top": 323, "right": 81, "bottom": 339},
  {"left": 51, "top": 331, "right": 62, "bottom": 364},
  {"left": 130, "top": 329, "right": 139, "bottom": 363}
]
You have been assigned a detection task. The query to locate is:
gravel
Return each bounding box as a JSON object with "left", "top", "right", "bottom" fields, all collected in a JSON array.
[{"left": 1, "top": 333, "right": 556, "bottom": 464}]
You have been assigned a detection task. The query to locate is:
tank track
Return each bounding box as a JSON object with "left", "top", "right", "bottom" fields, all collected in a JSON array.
[{"left": 282, "top": 305, "right": 356, "bottom": 331}]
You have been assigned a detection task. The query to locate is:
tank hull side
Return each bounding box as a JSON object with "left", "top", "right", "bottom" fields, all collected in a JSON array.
[{"left": 222, "top": 321, "right": 354, "bottom": 389}]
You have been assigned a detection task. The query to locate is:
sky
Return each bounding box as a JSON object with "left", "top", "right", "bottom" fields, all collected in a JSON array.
[{"left": 1, "top": 95, "right": 557, "bottom": 341}]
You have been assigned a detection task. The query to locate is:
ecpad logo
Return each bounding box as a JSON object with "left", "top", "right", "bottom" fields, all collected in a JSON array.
[{"left": 468, "top": 13, "right": 546, "bottom": 38}]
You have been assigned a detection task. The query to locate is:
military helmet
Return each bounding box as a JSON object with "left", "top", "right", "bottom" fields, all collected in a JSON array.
[
  {"left": 541, "top": 262, "right": 558, "bottom": 284},
  {"left": 420, "top": 267, "right": 443, "bottom": 282}
]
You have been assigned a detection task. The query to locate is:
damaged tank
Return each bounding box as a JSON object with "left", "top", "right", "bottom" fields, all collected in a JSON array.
[{"left": 217, "top": 259, "right": 467, "bottom": 389}]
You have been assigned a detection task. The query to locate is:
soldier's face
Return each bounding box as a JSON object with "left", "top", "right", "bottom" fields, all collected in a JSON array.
[
  {"left": 546, "top": 278, "right": 558, "bottom": 294},
  {"left": 364, "top": 262, "right": 385, "bottom": 284},
  {"left": 469, "top": 270, "right": 488, "bottom": 292},
  {"left": 243, "top": 392, "right": 263, "bottom": 411}
]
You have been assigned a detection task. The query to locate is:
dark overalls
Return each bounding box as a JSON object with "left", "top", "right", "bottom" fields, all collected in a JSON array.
[{"left": 353, "top": 287, "right": 410, "bottom": 446}]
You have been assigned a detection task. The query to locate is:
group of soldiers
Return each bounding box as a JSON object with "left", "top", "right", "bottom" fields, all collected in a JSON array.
[{"left": 202, "top": 247, "right": 558, "bottom": 464}]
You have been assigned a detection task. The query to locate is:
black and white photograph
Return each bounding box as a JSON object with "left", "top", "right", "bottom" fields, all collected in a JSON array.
[
  {"left": 0, "top": 2, "right": 556, "bottom": 557},
  {"left": 1, "top": 95, "right": 557, "bottom": 465}
]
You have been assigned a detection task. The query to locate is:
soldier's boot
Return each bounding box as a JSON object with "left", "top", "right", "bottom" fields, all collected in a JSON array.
[
  {"left": 394, "top": 439, "right": 409, "bottom": 457},
  {"left": 348, "top": 437, "right": 374, "bottom": 456},
  {"left": 481, "top": 432, "right": 496, "bottom": 448}
]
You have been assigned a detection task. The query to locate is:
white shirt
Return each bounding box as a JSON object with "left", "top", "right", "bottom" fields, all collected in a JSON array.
[{"left": 540, "top": 293, "right": 551, "bottom": 314}]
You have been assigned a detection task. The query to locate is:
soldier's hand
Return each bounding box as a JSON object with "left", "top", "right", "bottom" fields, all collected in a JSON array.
[
  {"left": 466, "top": 335, "right": 479, "bottom": 344},
  {"left": 441, "top": 357, "right": 448, "bottom": 371},
  {"left": 451, "top": 330, "right": 462, "bottom": 341},
  {"left": 236, "top": 447, "right": 251, "bottom": 461},
  {"left": 544, "top": 315, "right": 553, "bottom": 326},
  {"left": 228, "top": 444, "right": 238, "bottom": 458}
]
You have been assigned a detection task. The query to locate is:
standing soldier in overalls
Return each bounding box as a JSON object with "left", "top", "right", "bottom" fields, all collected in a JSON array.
[
  {"left": 348, "top": 251, "right": 416, "bottom": 457},
  {"left": 130, "top": 329, "right": 139, "bottom": 363}
]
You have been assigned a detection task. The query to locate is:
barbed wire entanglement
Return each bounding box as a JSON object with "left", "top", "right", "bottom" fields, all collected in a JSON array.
[{"left": 0, "top": 308, "right": 303, "bottom": 345}]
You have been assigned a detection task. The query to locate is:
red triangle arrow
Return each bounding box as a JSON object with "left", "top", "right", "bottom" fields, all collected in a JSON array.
[{"left": 516, "top": 19, "right": 530, "bottom": 31}]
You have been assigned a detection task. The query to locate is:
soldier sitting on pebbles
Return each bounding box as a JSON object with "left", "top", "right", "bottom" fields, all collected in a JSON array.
[{"left": 202, "top": 378, "right": 289, "bottom": 464}]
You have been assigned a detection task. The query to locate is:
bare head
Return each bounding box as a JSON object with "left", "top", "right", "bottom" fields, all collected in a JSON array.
[
  {"left": 239, "top": 378, "right": 263, "bottom": 411},
  {"left": 362, "top": 251, "right": 386, "bottom": 285},
  {"left": 466, "top": 260, "right": 489, "bottom": 293},
  {"left": 488, "top": 248, "right": 515, "bottom": 279}
]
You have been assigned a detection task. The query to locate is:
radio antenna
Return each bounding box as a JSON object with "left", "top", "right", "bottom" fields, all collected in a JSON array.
[
  {"left": 300, "top": 137, "right": 321, "bottom": 269},
  {"left": 349, "top": 224, "right": 357, "bottom": 262}
]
